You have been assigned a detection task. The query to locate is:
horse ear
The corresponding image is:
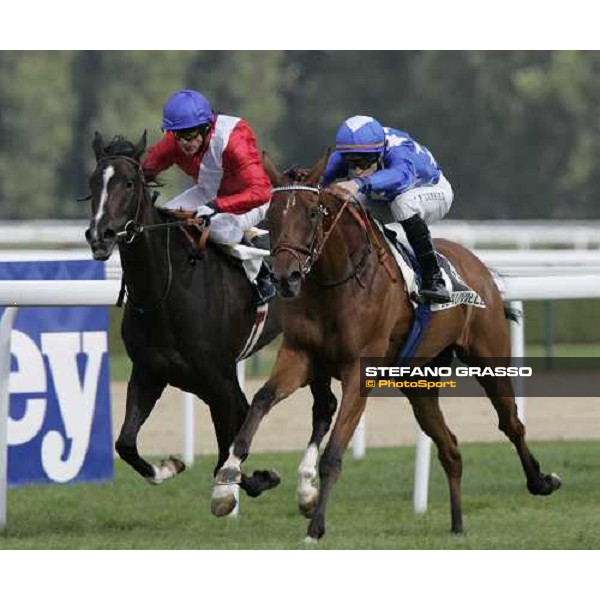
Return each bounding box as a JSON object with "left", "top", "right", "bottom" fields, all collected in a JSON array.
[
  {"left": 134, "top": 130, "right": 147, "bottom": 160},
  {"left": 92, "top": 131, "right": 105, "bottom": 162},
  {"left": 262, "top": 151, "right": 284, "bottom": 186},
  {"left": 305, "top": 148, "right": 331, "bottom": 185}
]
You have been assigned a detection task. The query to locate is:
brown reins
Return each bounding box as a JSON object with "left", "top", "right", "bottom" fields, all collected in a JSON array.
[{"left": 271, "top": 185, "right": 397, "bottom": 286}]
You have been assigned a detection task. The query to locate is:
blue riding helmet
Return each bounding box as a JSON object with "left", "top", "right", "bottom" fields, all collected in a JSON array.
[
  {"left": 335, "top": 115, "right": 385, "bottom": 154},
  {"left": 161, "top": 90, "right": 213, "bottom": 131}
]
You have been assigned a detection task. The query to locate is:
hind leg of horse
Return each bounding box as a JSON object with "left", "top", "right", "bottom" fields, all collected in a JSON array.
[
  {"left": 115, "top": 366, "right": 184, "bottom": 484},
  {"left": 475, "top": 373, "right": 561, "bottom": 496},
  {"left": 306, "top": 363, "right": 366, "bottom": 541},
  {"left": 404, "top": 389, "right": 463, "bottom": 533},
  {"left": 297, "top": 373, "right": 338, "bottom": 518},
  {"left": 461, "top": 314, "right": 561, "bottom": 496},
  {"left": 211, "top": 346, "right": 311, "bottom": 516}
]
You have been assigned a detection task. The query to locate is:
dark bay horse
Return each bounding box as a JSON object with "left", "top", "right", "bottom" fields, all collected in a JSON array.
[
  {"left": 212, "top": 157, "right": 561, "bottom": 541},
  {"left": 84, "top": 132, "right": 293, "bottom": 500}
]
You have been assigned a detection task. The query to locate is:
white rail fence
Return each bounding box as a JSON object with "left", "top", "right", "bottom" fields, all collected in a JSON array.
[
  {"left": 1, "top": 219, "right": 599, "bottom": 249},
  {"left": 3, "top": 248, "right": 600, "bottom": 279}
]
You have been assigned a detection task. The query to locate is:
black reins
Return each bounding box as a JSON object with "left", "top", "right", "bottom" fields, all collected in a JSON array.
[{"left": 93, "top": 154, "right": 209, "bottom": 313}]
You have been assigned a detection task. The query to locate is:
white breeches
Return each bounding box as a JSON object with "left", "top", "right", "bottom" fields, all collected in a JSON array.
[
  {"left": 164, "top": 189, "right": 269, "bottom": 245},
  {"left": 365, "top": 173, "right": 453, "bottom": 226}
]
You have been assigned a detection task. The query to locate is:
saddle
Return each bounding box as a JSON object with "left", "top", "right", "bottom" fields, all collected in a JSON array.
[{"left": 378, "top": 222, "right": 486, "bottom": 312}]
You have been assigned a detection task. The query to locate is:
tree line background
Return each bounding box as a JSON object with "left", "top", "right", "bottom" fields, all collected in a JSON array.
[{"left": 1, "top": 50, "right": 600, "bottom": 220}]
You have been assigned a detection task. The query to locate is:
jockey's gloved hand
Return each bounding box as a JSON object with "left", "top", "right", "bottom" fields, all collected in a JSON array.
[
  {"left": 205, "top": 200, "right": 220, "bottom": 213},
  {"left": 329, "top": 179, "right": 360, "bottom": 202},
  {"left": 195, "top": 201, "right": 220, "bottom": 218}
]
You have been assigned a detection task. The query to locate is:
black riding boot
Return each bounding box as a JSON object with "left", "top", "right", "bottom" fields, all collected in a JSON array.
[
  {"left": 401, "top": 214, "right": 451, "bottom": 304},
  {"left": 246, "top": 231, "right": 270, "bottom": 251},
  {"left": 253, "top": 261, "right": 277, "bottom": 306}
]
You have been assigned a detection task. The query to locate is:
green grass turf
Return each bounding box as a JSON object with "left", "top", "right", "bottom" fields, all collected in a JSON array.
[{"left": 1, "top": 441, "right": 599, "bottom": 549}]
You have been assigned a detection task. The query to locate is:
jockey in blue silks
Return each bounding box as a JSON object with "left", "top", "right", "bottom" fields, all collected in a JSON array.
[{"left": 322, "top": 115, "right": 453, "bottom": 303}]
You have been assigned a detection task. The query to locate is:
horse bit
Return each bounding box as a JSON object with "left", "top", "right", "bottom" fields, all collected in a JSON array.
[{"left": 91, "top": 155, "right": 209, "bottom": 313}]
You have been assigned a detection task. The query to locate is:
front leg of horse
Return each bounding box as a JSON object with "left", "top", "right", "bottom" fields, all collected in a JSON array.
[
  {"left": 115, "top": 372, "right": 187, "bottom": 485},
  {"left": 211, "top": 451, "right": 244, "bottom": 517},
  {"left": 297, "top": 444, "right": 320, "bottom": 517},
  {"left": 115, "top": 434, "right": 186, "bottom": 485},
  {"left": 297, "top": 376, "right": 338, "bottom": 518},
  {"left": 306, "top": 373, "right": 366, "bottom": 542},
  {"left": 211, "top": 384, "right": 279, "bottom": 516},
  {"left": 211, "top": 347, "right": 311, "bottom": 517}
]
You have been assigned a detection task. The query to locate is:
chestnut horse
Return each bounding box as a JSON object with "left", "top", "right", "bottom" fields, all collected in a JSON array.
[{"left": 211, "top": 157, "right": 561, "bottom": 542}]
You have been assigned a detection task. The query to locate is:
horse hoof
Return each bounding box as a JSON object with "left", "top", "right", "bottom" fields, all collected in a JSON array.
[
  {"left": 548, "top": 472, "right": 562, "bottom": 491},
  {"left": 211, "top": 494, "right": 237, "bottom": 517},
  {"left": 298, "top": 502, "right": 317, "bottom": 519},
  {"left": 297, "top": 489, "right": 319, "bottom": 519},
  {"left": 303, "top": 536, "right": 318, "bottom": 545},
  {"left": 167, "top": 456, "right": 186, "bottom": 474},
  {"left": 242, "top": 470, "right": 281, "bottom": 497},
  {"left": 146, "top": 456, "right": 187, "bottom": 484},
  {"left": 528, "top": 472, "right": 563, "bottom": 496}
]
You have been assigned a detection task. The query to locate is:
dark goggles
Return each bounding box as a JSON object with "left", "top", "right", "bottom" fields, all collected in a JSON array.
[
  {"left": 343, "top": 153, "right": 380, "bottom": 169},
  {"left": 172, "top": 124, "right": 210, "bottom": 141}
]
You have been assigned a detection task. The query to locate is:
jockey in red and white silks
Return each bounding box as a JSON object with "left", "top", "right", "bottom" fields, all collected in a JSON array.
[
  {"left": 143, "top": 93, "right": 271, "bottom": 245},
  {"left": 143, "top": 89, "right": 275, "bottom": 304}
]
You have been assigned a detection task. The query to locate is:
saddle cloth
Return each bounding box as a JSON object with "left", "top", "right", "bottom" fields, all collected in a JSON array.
[{"left": 378, "top": 222, "right": 486, "bottom": 312}]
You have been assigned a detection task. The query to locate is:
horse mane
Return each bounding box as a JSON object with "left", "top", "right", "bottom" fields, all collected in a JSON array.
[
  {"left": 93, "top": 131, "right": 160, "bottom": 193},
  {"left": 283, "top": 167, "right": 311, "bottom": 183},
  {"left": 103, "top": 135, "right": 140, "bottom": 158}
]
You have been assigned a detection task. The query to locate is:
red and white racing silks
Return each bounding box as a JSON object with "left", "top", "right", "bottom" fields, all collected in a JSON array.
[{"left": 142, "top": 115, "right": 271, "bottom": 214}]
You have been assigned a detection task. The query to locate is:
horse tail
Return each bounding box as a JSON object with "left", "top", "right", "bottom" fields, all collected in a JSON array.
[
  {"left": 488, "top": 267, "right": 521, "bottom": 323},
  {"left": 503, "top": 303, "right": 521, "bottom": 323}
]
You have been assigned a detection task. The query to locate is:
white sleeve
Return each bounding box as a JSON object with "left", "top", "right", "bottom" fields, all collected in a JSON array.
[{"left": 162, "top": 184, "right": 213, "bottom": 211}]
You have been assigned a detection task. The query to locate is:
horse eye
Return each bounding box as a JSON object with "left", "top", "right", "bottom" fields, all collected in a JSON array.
[
  {"left": 309, "top": 208, "right": 319, "bottom": 219},
  {"left": 125, "top": 179, "right": 135, "bottom": 189}
]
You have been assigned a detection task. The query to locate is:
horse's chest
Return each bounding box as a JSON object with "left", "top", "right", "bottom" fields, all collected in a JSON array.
[{"left": 283, "top": 310, "right": 357, "bottom": 359}]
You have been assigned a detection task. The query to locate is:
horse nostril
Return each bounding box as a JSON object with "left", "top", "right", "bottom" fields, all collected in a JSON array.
[
  {"left": 288, "top": 271, "right": 303, "bottom": 284},
  {"left": 84, "top": 228, "right": 93, "bottom": 242},
  {"left": 102, "top": 228, "right": 117, "bottom": 242}
]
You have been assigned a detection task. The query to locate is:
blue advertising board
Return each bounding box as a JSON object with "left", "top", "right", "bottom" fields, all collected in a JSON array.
[{"left": 0, "top": 260, "right": 113, "bottom": 485}]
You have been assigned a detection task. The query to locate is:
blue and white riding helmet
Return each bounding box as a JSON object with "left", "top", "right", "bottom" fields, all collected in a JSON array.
[
  {"left": 161, "top": 89, "right": 213, "bottom": 131},
  {"left": 335, "top": 115, "right": 385, "bottom": 154}
]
